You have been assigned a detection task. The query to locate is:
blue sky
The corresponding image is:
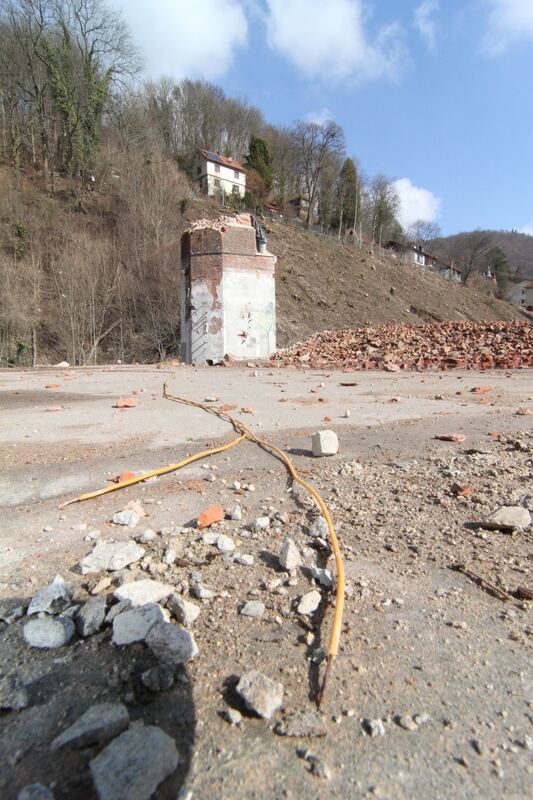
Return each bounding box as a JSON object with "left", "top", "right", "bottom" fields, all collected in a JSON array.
[{"left": 111, "top": 0, "right": 533, "bottom": 236}]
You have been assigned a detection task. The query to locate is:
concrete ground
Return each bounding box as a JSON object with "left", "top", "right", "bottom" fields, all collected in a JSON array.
[{"left": 0, "top": 365, "right": 532, "bottom": 799}]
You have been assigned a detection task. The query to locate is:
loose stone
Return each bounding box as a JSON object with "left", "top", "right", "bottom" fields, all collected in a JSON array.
[
  {"left": 236, "top": 670, "right": 283, "bottom": 719},
  {"left": 112, "top": 604, "right": 167, "bottom": 645},
  {"left": 166, "top": 593, "right": 201, "bottom": 627},
  {"left": 27, "top": 575, "right": 73, "bottom": 616},
  {"left": 114, "top": 579, "right": 173, "bottom": 607},
  {"left": 240, "top": 600, "right": 265, "bottom": 618},
  {"left": 79, "top": 541, "right": 144, "bottom": 574},
  {"left": 279, "top": 538, "right": 302, "bottom": 571},
  {"left": 112, "top": 510, "right": 140, "bottom": 528},
  {"left": 297, "top": 590, "right": 321, "bottom": 616},
  {"left": 75, "top": 596, "right": 106, "bottom": 637},
  {"left": 23, "top": 616, "right": 75, "bottom": 649},
  {"left": 311, "top": 430, "right": 339, "bottom": 457},
  {"left": 89, "top": 725, "right": 179, "bottom": 800},
  {"left": 146, "top": 622, "right": 199, "bottom": 665},
  {"left": 52, "top": 702, "right": 129, "bottom": 750}
]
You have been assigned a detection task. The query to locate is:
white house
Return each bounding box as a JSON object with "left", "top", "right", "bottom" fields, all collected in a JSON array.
[
  {"left": 194, "top": 149, "right": 246, "bottom": 198},
  {"left": 507, "top": 280, "right": 533, "bottom": 311},
  {"left": 385, "top": 241, "right": 462, "bottom": 283}
]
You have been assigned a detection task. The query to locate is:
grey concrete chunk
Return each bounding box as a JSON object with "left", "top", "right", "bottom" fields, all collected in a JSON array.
[
  {"left": 112, "top": 510, "right": 140, "bottom": 528},
  {"left": 52, "top": 702, "right": 129, "bottom": 750},
  {"left": 146, "top": 622, "right": 198, "bottom": 665},
  {"left": 279, "top": 538, "right": 302, "bottom": 571},
  {"left": 89, "top": 725, "right": 179, "bottom": 800},
  {"left": 79, "top": 541, "right": 144, "bottom": 574},
  {"left": 27, "top": 574, "right": 73, "bottom": 616},
  {"left": 233, "top": 553, "right": 254, "bottom": 566},
  {"left": 310, "top": 566, "right": 334, "bottom": 588},
  {"left": 17, "top": 785, "right": 54, "bottom": 800},
  {"left": 114, "top": 579, "right": 173, "bottom": 607},
  {"left": 312, "top": 430, "right": 339, "bottom": 457},
  {"left": 0, "top": 672, "right": 29, "bottom": 711},
  {"left": 481, "top": 506, "right": 531, "bottom": 532},
  {"left": 297, "top": 590, "right": 321, "bottom": 616},
  {"left": 23, "top": 616, "right": 75, "bottom": 649},
  {"left": 309, "top": 517, "right": 328, "bottom": 538},
  {"left": 240, "top": 600, "right": 265, "bottom": 618},
  {"left": 166, "top": 594, "right": 200, "bottom": 628},
  {"left": 216, "top": 534, "right": 235, "bottom": 553},
  {"left": 112, "top": 604, "right": 167, "bottom": 645},
  {"left": 76, "top": 596, "right": 106, "bottom": 637},
  {"left": 236, "top": 670, "right": 283, "bottom": 719}
]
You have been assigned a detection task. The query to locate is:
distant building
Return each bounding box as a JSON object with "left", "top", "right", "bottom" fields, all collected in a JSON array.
[
  {"left": 507, "top": 280, "right": 533, "bottom": 311},
  {"left": 194, "top": 149, "right": 246, "bottom": 198},
  {"left": 385, "top": 241, "right": 462, "bottom": 283}
]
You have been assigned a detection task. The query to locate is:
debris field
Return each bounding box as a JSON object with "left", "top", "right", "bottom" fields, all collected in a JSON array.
[
  {"left": 272, "top": 319, "right": 533, "bottom": 371},
  {"left": 0, "top": 365, "right": 532, "bottom": 799}
]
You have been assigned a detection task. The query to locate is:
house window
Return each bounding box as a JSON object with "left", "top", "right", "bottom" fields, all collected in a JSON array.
[
  {"left": 234, "top": 170, "right": 240, "bottom": 179},
  {"left": 232, "top": 185, "right": 239, "bottom": 194},
  {"left": 214, "top": 163, "right": 220, "bottom": 173},
  {"left": 414, "top": 252, "right": 424, "bottom": 265},
  {"left": 214, "top": 179, "right": 221, "bottom": 188},
  {"left": 196, "top": 165, "right": 201, "bottom": 175}
]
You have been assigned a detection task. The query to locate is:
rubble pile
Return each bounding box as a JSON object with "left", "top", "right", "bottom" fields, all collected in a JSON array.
[{"left": 272, "top": 320, "right": 533, "bottom": 371}]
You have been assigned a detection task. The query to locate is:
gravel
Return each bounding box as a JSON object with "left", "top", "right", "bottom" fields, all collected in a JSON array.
[
  {"left": 75, "top": 596, "right": 106, "bottom": 637},
  {"left": 79, "top": 541, "right": 144, "bottom": 574},
  {"left": 27, "top": 575, "right": 72, "bottom": 616}
]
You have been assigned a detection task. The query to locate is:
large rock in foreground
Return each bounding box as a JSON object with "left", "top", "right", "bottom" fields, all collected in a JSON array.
[{"left": 90, "top": 725, "right": 179, "bottom": 800}]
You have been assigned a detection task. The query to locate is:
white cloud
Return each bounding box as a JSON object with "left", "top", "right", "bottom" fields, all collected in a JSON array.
[
  {"left": 393, "top": 178, "right": 442, "bottom": 230},
  {"left": 306, "top": 107, "right": 334, "bottom": 125},
  {"left": 519, "top": 223, "right": 533, "bottom": 236},
  {"left": 265, "top": 0, "right": 407, "bottom": 82},
  {"left": 114, "top": 0, "right": 248, "bottom": 80},
  {"left": 482, "top": 0, "right": 533, "bottom": 56},
  {"left": 414, "top": 1, "right": 439, "bottom": 50}
]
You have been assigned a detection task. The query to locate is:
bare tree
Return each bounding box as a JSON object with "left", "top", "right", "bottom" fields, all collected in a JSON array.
[
  {"left": 407, "top": 219, "right": 441, "bottom": 247},
  {"left": 290, "top": 121, "right": 345, "bottom": 228},
  {"left": 364, "top": 174, "right": 400, "bottom": 244}
]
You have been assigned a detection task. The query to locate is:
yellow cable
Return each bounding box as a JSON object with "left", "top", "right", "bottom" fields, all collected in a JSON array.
[
  {"left": 58, "top": 434, "right": 246, "bottom": 508},
  {"left": 59, "top": 387, "right": 345, "bottom": 708}
]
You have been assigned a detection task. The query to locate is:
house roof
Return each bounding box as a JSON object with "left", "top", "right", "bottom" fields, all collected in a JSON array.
[
  {"left": 199, "top": 149, "right": 245, "bottom": 173},
  {"left": 385, "top": 240, "right": 462, "bottom": 273}
]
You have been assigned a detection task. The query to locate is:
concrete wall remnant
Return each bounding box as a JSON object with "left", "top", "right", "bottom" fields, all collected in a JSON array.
[{"left": 180, "top": 214, "right": 277, "bottom": 364}]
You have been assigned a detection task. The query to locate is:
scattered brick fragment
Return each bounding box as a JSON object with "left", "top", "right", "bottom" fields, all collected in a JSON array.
[
  {"left": 451, "top": 483, "right": 472, "bottom": 496},
  {"left": 114, "top": 397, "right": 137, "bottom": 408},
  {"left": 219, "top": 403, "right": 238, "bottom": 412},
  {"left": 197, "top": 505, "right": 224, "bottom": 529},
  {"left": 515, "top": 407, "right": 532, "bottom": 416},
  {"left": 470, "top": 385, "right": 494, "bottom": 393},
  {"left": 240, "top": 406, "right": 256, "bottom": 414},
  {"left": 45, "top": 384, "right": 61, "bottom": 389},
  {"left": 434, "top": 434, "right": 467, "bottom": 442}
]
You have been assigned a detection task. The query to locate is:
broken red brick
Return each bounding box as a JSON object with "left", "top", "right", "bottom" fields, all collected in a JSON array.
[
  {"left": 114, "top": 397, "right": 137, "bottom": 408},
  {"left": 240, "top": 406, "right": 256, "bottom": 414},
  {"left": 434, "top": 433, "right": 467, "bottom": 442},
  {"left": 470, "top": 385, "right": 494, "bottom": 393},
  {"left": 110, "top": 470, "right": 136, "bottom": 484},
  {"left": 45, "top": 384, "right": 61, "bottom": 389},
  {"left": 197, "top": 505, "right": 224, "bottom": 529},
  {"left": 451, "top": 483, "right": 472, "bottom": 496},
  {"left": 219, "top": 403, "right": 238, "bottom": 412}
]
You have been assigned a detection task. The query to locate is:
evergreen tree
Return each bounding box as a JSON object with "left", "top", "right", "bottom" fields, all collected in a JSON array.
[
  {"left": 335, "top": 158, "right": 360, "bottom": 237},
  {"left": 245, "top": 135, "right": 273, "bottom": 191}
]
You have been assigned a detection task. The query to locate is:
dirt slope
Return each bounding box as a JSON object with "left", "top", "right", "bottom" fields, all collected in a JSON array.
[{"left": 267, "top": 222, "right": 523, "bottom": 347}]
